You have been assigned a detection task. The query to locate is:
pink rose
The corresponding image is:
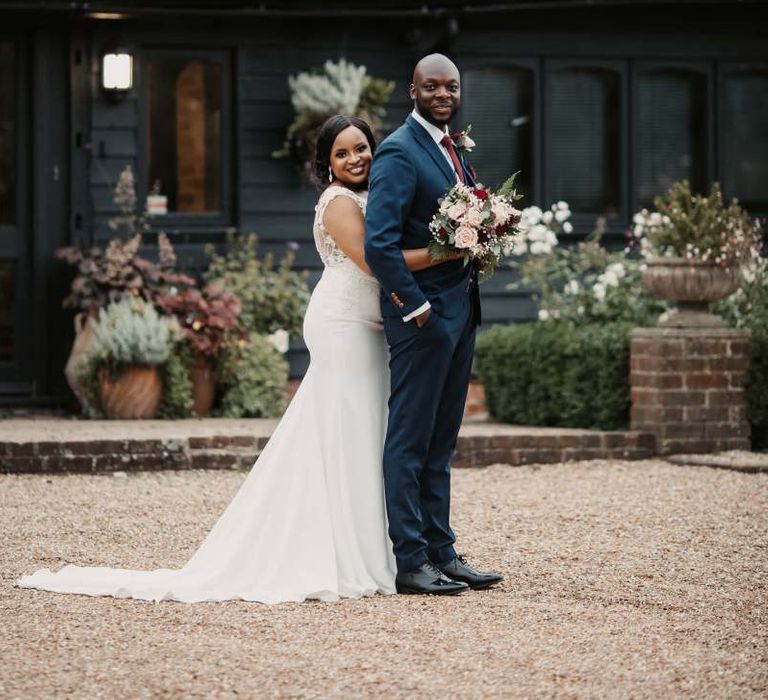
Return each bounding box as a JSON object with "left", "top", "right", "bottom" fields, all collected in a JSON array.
[{"left": 454, "top": 226, "right": 478, "bottom": 250}]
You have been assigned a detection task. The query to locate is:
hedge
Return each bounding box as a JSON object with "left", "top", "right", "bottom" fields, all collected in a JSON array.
[
  {"left": 475, "top": 322, "right": 633, "bottom": 431},
  {"left": 476, "top": 321, "right": 768, "bottom": 446}
]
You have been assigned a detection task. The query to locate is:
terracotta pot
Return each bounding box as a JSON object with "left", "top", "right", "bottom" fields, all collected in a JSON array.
[
  {"left": 641, "top": 257, "right": 741, "bottom": 328},
  {"left": 190, "top": 354, "right": 217, "bottom": 417},
  {"left": 64, "top": 312, "right": 98, "bottom": 408},
  {"left": 98, "top": 364, "right": 163, "bottom": 419}
]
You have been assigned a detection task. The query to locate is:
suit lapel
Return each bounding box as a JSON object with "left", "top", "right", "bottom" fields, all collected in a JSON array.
[{"left": 406, "top": 115, "right": 455, "bottom": 186}]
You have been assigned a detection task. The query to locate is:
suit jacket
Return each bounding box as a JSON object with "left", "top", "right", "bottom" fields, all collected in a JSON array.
[{"left": 364, "top": 114, "right": 481, "bottom": 325}]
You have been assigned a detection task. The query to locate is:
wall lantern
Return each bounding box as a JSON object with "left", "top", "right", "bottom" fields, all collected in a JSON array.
[{"left": 101, "top": 50, "right": 133, "bottom": 98}]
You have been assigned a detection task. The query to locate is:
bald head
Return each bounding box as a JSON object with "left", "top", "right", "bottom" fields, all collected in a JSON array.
[
  {"left": 412, "top": 53, "right": 460, "bottom": 84},
  {"left": 410, "top": 53, "right": 461, "bottom": 128}
]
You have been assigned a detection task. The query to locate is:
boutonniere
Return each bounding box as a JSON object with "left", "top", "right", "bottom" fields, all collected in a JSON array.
[{"left": 450, "top": 125, "right": 475, "bottom": 153}]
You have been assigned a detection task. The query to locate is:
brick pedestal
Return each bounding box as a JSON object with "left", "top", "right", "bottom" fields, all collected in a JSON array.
[{"left": 630, "top": 328, "right": 751, "bottom": 454}]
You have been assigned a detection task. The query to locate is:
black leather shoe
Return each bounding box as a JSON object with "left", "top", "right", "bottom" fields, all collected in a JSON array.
[
  {"left": 435, "top": 555, "right": 504, "bottom": 590},
  {"left": 395, "top": 561, "right": 469, "bottom": 596}
]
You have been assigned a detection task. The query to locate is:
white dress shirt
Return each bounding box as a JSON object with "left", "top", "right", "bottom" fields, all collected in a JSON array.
[{"left": 402, "top": 110, "right": 460, "bottom": 322}]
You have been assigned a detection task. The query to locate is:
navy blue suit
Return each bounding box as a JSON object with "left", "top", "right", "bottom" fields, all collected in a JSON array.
[{"left": 364, "top": 115, "right": 481, "bottom": 573}]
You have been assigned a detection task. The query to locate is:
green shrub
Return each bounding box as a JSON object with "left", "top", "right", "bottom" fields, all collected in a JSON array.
[
  {"left": 476, "top": 322, "right": 633, "bottom": 430},
  {"left": 157, "top": 343, "right": 194, "bottom": 419},
  {"left": 715, "top": 256, "right": 768, "bottom": 449},
  {"left": 216, "top": 333, "right": 289, "bottom": 418},
  {"left": 204, "top": 233, "right": 309, "bottom": 340}
]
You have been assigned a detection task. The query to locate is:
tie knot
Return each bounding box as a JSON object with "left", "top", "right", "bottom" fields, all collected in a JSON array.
[{"left": 440, "top": 134, "right": 452, "bottom": 148}]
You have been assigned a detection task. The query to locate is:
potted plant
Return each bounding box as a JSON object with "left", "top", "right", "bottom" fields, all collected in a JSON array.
[
  {"left": 630, "top": 181, "right": 762, "bottom": 327},
  {"left": 155, "top": 283, "right": 245, "bottom": 417},
  {"left": 57, "top": 166, "right": 194, "bottom": 408},
  {"left": 273, "top": 58, "right": 394, "bottom": 180},
  {"left": 83, "top": 297, "right": 180, "bottom": 419}
]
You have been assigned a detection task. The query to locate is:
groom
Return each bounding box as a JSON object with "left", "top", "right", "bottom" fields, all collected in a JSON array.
[{"left": 365, "top": 54, "right": 503, "bottom": 595}]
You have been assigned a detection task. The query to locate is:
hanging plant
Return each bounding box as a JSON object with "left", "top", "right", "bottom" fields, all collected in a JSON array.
[{"left": 273, "top": 58, "right": 395, "bottom": 180}]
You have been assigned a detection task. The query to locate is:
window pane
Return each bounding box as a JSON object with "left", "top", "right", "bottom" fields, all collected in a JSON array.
[
  {"left": 636, "top": 69, "right": 707, "bottom": 207},
  {"left": 0, "top": 260, "right": 14, "bottom": 361},
  {"left": 146, "top": 52, "right": 223, "bottom": 214},
  {"left": 547, "top": 67, "right": 621, "bottom": 215},
  {"left": 0, "top": 42, "right": 16, "bottom": 226},
  {"left": 462, "top": 66, "right": 534, "bottom": 195},
  {"left": 722, "top": 69, "right": 768, "bottom": 212}
]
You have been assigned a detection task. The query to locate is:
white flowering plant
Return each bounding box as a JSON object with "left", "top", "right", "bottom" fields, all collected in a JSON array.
[
  {"left": 273, "top": 58, "right": 395, "bottom": 178},
  {"left": 508, "top": 207, "right": 665, "bottom": 326},
  {"left": 628, "top": 180, "right": 762, "bottom": 267},
  {"left": 428, "top": 174, "right": 523, "bottom": 280}
]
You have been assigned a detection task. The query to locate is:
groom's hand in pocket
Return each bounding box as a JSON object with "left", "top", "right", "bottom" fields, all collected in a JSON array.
[{"left": 415, "top": 308, "right": 432, "bottom": 328}]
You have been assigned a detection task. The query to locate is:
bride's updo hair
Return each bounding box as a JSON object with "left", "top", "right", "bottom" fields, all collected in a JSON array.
[{"left": 313, "top": 115, "right": 377, "bottom": 187}]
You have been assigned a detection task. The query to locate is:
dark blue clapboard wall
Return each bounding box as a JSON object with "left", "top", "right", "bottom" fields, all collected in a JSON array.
[{"left": 82, "top": 8, "right": 768, "bottom": 375}]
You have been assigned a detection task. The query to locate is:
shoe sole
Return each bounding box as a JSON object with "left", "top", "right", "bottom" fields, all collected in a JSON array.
[
  {"left": 395, "top": 584, "right": 467, "bottom": 596},
  {"left": 466, "top": 578, "right": 504, "bottom": 591}
]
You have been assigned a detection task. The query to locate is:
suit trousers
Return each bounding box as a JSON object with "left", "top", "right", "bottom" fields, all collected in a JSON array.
[{"left": 381, "top": 294, "right": 477, "bottom": 574}]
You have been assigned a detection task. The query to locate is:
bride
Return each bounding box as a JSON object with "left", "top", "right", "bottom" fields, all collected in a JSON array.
[{"left": 17, "top": 115, "right": 456, "bottom": 604}]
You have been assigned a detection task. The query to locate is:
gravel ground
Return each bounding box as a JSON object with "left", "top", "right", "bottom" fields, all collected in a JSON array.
[{"left": 2, "top": 460, "right": 766, "bottom": 699}]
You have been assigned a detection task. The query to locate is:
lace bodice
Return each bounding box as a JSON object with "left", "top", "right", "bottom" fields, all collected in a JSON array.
[{"left": 313, "top": 186, "right": 368, "bottom": 267}]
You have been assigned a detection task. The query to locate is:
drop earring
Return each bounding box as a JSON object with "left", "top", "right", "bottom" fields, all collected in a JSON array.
[{"left": 328, "top": 166, "right": 333, "bottom": 183}]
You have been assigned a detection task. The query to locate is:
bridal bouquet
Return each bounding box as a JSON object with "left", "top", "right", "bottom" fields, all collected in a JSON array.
[{"left": 428, "top": 174, "right": 523, "bottom": 279}]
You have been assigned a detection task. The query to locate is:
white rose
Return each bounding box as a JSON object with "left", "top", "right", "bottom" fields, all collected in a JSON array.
[
  {"left": 593, "top": 282, "right": 606, "bottom": 301},
  {"left": 564, "top": 279, "right": 580, "bottom": 295},
  {"left": 556, "top": 201, "right": 569, "bottom": 211},
  {"left": 601, "top": 270, "right": 619, "bottom": 287},
  {"left": 463, "top": 135, "right": 476, "bottom": 150},
  {"left": 542, "top": 210, "right": 554, "bottom": 224},
  {"left": 439, "top": 198, "right": 452, "bottom": 213},
  {"left": 525, "top": 206, "right": 542, "bottom": 222},
  {"left": 538, "top": 309, "right": 551, "bottom": 321},
  {"left": 491, "top": 202, "right": 509, "bottom": 224},
  {"left": 454, "top": 226, "right": 478, "bottom": 250},
  {"left": 554, "top": 209, "right": 569, "bottom": 223},
  {"left": 529, "top": 240, "right": 548, "bottom": 255},
  {"left": 446, "top": 202, "right": 466, "bottom": 221},
  {"left": 562, "top": 221, "right": 573, "bottom": 234},
  {"left": 607, "top": 262, "right": 626, "bottom": 278},
  {"left": 266, "top": 328, "right": 290, "bottom": 354},
  {"left": 510, "top": 238, "right": 528, "bottom": 256},
  {"left": 545, "top": 231, "right": 558, "bottom": 247},
  {"left": 463, "top": 207, "right": 483, "bottom": 227}
]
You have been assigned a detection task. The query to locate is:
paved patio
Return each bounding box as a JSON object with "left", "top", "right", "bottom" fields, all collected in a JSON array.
[{"left": 2, "top": 459, "right": 766, "bottom": 698}]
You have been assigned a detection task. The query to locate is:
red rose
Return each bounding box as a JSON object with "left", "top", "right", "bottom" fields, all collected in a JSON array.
[
  {"left": 473, "top": 188, "right": 489, "bottom": 201},
  {"left": 437, "top": 227, "right": 449, "bottom": 241}
]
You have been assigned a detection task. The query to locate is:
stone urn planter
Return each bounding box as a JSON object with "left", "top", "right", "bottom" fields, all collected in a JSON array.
[
  {"left": 641, "top": 258, "right": 741, "bottom": 328},
  {"left": 190, "top": 354, "right": 217, "bottom": 417},
  {"left": 64, "top": 311, "right": 98, "bottom": 408},
  {"left": 98, "top": 364, "right": 163, "bottom": 419}
]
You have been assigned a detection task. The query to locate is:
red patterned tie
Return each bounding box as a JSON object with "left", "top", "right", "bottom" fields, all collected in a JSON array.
[{"left": 440, "top": 134, "right": 466, "bottom": 184}]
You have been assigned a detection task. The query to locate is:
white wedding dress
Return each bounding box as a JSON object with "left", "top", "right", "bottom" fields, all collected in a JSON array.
[{"left": 17, "top": 186, "right": 397, "bottom": 604}]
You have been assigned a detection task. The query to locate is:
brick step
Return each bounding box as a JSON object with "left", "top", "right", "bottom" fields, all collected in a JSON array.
[{"left": 1, "top": 426, "right": 656, "bottom": 474}]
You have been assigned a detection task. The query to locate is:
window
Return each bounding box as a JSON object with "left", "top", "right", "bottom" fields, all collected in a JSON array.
[
  {"left": 461, "top": 65, "right": 534, "bottom": 196},
  {"left": 720, "top": 64, "right": 768, "bottom": 213},
  {"left": 635, "top": 67, "right": 708, "bottom": 208},
  {"left": 546, "top": 63, "right": 623, "bottom": 217},
  {"left": 144, "top": 50, "right": 227, "bottom": 217}
]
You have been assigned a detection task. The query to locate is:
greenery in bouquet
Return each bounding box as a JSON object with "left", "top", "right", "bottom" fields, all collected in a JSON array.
[
  {"left": 273, "top": 58, "right": 395, "bottom": 178},
  {"left": 204, "top": 233, "right": 309, "bottom": 339},
  {"left": 509, "top": 203, "right": 665, "bottom": 327},
  {"left": 57, "top": 165, "right": 194, "bottom": 312},
  {"left": 216, "top": 332, "right": 289, "bottom": 418},
  {"left": 428, "top": 174, "right": 523, "bottom": 280},
  {"left": 628, "top": 180, "right": 762, "bottom": 267},
  {"left": 154, "top": 283, "right": 246, "bottom": 359}
]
